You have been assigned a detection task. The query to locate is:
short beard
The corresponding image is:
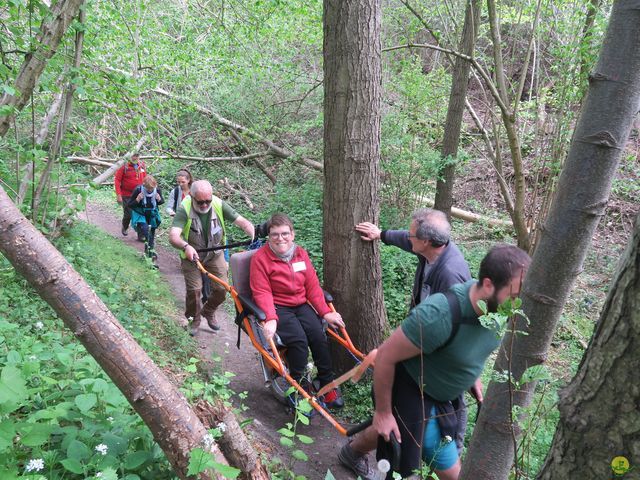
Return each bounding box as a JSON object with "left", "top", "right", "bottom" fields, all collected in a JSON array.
[
  {"left": 193, "top": 203, "right": 211, "bottom": 215},
  {"left": 486, "top": 293, "right": 500, "bottom": 313}
]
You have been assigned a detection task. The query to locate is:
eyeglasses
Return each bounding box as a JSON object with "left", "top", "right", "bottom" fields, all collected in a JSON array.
[
  {"left": 408, "top": 234, "right": 419, "bottom": 239},
  {"left": 195, "top": 199, "right": 212, "bottom": 206},
  {"left": 269, "top": 231, "right": 292, "bottom": 240}
]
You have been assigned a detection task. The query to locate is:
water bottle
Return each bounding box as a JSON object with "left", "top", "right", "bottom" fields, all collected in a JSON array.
[{"left": 375, "top": 459, "right": 391, "bottom": 480}]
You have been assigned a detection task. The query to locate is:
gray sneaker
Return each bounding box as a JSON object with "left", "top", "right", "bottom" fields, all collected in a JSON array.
[{"left": 338, "top": 442, "right": 376, "bottom": 480}]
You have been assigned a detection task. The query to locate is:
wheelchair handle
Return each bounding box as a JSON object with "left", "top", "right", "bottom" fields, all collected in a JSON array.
[
  {"left": 346, "top": 418, "right": 372, "bottom": 437},
  {"left": 196, "top": 239, "right": 253, "bottom": 253},
  {"left": 345, "top": 419, "right": 401, "bottom": 473}
]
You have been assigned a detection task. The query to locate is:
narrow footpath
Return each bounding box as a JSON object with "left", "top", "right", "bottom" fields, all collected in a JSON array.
[{"left": 82, "top": 202, "right": 360, "bottom": 480}]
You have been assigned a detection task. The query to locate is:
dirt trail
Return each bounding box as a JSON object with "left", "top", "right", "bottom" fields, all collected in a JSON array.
[{"left": 83, "top": 202, "right": 361, "bottom": 480}]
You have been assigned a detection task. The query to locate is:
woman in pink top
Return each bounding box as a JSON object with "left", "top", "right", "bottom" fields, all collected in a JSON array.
[{"left": 250, "top": 213, "right": 345, "bottom": 409}]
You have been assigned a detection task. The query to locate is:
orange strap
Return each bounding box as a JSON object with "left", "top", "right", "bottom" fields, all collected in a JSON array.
[{"left": 316, "top": 349, "right": 377, "bottom": 398}]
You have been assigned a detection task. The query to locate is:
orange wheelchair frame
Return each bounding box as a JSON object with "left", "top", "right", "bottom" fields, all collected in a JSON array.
[{"left": 194, "top": 249, "right": 369, "bottom": 436}]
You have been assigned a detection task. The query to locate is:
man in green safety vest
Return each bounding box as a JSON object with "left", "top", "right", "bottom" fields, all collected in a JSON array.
[{"left": 169, "top": 180, "right": 255, "bottom": 336}]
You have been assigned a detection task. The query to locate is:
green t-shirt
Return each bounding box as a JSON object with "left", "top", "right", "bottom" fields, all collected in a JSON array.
[
  {"left": 171, "top": 199, "right": 239, "bottom": 240},
  {"left": 400, "top": 280, "right": 501, "bottom": 402}
]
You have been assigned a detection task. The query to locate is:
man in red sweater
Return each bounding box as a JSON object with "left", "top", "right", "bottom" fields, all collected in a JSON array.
[{"left": 114, "top": 152, "right": 146, "bottom": 239}]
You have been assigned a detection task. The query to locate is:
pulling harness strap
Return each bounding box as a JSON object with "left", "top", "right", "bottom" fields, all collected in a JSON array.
[{"left": 436, "top": 290, "right": 480, "bottom": 352}]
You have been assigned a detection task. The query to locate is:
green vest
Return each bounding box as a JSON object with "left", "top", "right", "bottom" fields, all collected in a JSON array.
[{"left": 179, "top": 196, "right": 226, "bottom": 259}]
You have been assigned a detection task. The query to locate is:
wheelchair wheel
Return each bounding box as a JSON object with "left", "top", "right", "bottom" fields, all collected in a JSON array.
[{"left": 270, "top": 369, "right": 293, "bottom": 405}]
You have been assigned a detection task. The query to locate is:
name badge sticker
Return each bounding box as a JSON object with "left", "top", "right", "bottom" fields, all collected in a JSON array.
[{"left": 292, "top": 261, "right": 306, "bottom": 272}]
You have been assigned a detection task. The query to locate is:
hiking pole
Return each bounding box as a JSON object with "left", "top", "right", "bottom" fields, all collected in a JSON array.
[{"left": 196, "top": 239, "right": 254, "bottom": 253}]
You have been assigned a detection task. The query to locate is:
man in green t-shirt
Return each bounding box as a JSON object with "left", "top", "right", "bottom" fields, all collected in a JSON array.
[
  {"left": 343, "top": 244, "right": 530, "bottom": 480},
  {"left": 169, "top": 180, "right": 254, "bottom": 336}
]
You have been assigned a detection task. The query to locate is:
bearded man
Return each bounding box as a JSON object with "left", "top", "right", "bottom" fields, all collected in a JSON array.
[{"left": 169, "top": 180, "right": 254, "bottom": 336}]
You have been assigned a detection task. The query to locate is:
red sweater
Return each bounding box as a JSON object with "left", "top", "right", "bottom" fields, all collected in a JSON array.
[
  {"left": 114, "top": 161, "right": 146, "bottom": 197},
  {"left": 250, "top": 244, "right": 331, "bottom": 322}
]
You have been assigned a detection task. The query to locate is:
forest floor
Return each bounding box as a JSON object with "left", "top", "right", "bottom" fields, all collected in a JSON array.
[{"left": 82, "top": 201, "right": 357, "bottom": 480}]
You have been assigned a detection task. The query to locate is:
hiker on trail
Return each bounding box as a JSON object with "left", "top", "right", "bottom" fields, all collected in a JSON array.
[
  {"left": 114, "top": 152, "right": 147, "bottom": 240},
  {"left": 165, "top": 169, "right": 212, "bottom": 301},
  {"left": 346, "top": 209, "right": 473, "bottom": 475},
  {"left": 249, "top": 213, "right": 345, "bottom": 410},
  {"left": 340, "top": 244, "right": 531, "bottom": 480},
  {"left": 166, "top": 169, "right": 193, "bottom": 217},
  {"left": 168, "top": 180, "right": 254, "bottom": 336},
  {"left": 128, "top": 175, "right": 164, "bottom": 265}
]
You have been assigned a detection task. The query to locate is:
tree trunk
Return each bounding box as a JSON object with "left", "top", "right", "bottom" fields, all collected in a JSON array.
[
  {"left": 0, "top": 0, "right": 84, "bottom": 137},
  {"left": 322, "top": 0, "right": 386, "bottom": 366},
  {"left": 16, "top": 90, "right": 64, "bottom": 205},
  {"left": 92, "top": 136, "right": 148, "bottom": 184},
  {"left": 434, "top": 0, "right": 482, "bottom": 218},
  {"left": 537, "top": 213, "right": 640, "bottom": 478},
  {"left": 34, "top": 5, "right": 86, "bottom": 217},
  {"left": 461, "top": 1, "right": 640, "bottom": 478},
  {"left": 0, "top": 186, "right": 228, "bottom": 479},
  {"left": 486, "top": 0, "right": 531, "bottom": 251}
]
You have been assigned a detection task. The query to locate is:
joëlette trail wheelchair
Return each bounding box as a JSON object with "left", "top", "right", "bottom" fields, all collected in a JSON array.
[{"left": 193, "top": 237, "right": 372, "bottom": 436}]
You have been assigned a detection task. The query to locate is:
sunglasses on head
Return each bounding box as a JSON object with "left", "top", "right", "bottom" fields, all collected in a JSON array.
[{"left": 195, "top": 199, "right": 212, "bottom": 206}]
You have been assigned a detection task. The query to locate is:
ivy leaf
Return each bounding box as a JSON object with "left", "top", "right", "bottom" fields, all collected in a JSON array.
[
  {"left": 60, "top": 458, "right": 84, "bottom": 474},
  {"left": 0, "top": 366, "right": 27, "bottom": 413},
  {"left": 124, "top": 450, "right": 151, "bottom": 469},
  {"left": 18, "top": 423, "right": 55, "bottom": 447},
  {"left": 280, "top": 437, "right": 294, "bottom": 447},
  {"left": 0, "top": 420, "right": 16, "bottom": 452},
  {"left": 296, "top": 434, "right": 313, "bottom": 444},
  {"left": 67, "top": 439, "right": 91, "bottom": 461},
  {"left": 75, "top": 393, "right": 97, "bottom": 412},
  {"left": 292, "top": 449, "right": 308, "bottom": 461}
]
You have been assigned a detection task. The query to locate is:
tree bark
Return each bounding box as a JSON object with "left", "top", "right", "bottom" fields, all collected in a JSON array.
[
  {"left": 461, "top": 1, "right": 640, "bottom": 478},
  {"left": 34, "top": 5, "right": 86, "bottom": 216},
  {"left": 0, "top": 0, "right": 84, "bottom": 137},
  {"left": 0, "top": 186, "right": 228, "bottom": 479},
  {"left": 16, "top": 90, "right": 64, "bottom": 205},
  {"left": 92, "top": 136, "right": 147, "bottom": 185},
  {"left": 434, "top": 0, "right": 482, "bottom": 219},
  {"left": 323, "top": 0, "right": 386, "bottom": 365},
  {"left": 486, "top": 0, "right": 531, "bottom": 251},
  {"left": 537, "top": 213, "right": 640, "bottom": 478}
]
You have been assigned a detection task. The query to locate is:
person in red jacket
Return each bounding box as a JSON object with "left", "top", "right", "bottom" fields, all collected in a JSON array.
[
  {"left": 114, "top": 152, "right": 146, "bottom": 239},
  {"left": 250, "top": 213, "right": 345, "bottom": 409}
]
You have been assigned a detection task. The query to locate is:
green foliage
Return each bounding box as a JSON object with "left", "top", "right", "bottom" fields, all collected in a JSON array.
[
  {"left": 0, "top": 221, "right": 222, "bottom": 479},
  {"left": 267, "top": 387, "right": 315, "bottom": 479}
]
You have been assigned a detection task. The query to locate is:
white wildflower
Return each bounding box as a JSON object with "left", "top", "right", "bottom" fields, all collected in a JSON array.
[
  {"left": 95, "top": 444, "right": 108, "bottom": 455},
  {"left": 106, "top": 416, "right": 114, "bottom": 423},
  {"left": 202, "top": 433, "right": 215, "bottom": 449},
  {"left": 96, "top": 473, "right": 103, "bottom": 478},
  {"left": 217, "top": 422, "right": 227, "bottom": 433},
  {"left": 25, "top": 458, "right": 45, "bottom": 472},
  {"left": 29, "top": 355, "right": 37, "bottom": 360},
  {"left": 35, "top": 322, "right": 44, "bottom": 330},
  {"left": 443, "top": 435, "right": 453, "bottom": 444}
]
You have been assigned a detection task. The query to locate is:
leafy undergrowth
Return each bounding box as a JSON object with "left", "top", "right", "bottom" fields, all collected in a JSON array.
[{"left": 0, "top": 221, "right": 232, "bottom": 479}]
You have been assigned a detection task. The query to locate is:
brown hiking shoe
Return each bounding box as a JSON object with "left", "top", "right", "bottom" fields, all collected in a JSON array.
[{"left": 204, "top": 311, "right": 220, "bottom": 331}]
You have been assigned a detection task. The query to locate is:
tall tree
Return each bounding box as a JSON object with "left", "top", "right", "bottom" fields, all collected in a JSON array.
[
  {"left": 433, "top": 0, "right": 482, "bottom": 218},
  {"left": 323, "top": 0, "right": 386, "bottom": 363},
  {"left": 33, "top": 4, "right": 87, "bottom": 217},
  {"left": 0, "top": 0, "right": 84, "bottom": 137},
  {"left": 537, "top": 212, "right": 640, "bottom": 478},
  {"left": 461, "top": 1, "right": 640, "bottom": 477}
]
